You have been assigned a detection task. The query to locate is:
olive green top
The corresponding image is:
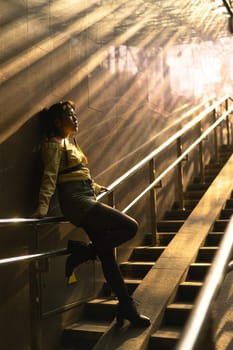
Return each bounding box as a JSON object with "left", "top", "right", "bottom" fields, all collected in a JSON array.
[{"left": 38, "top": 138, "right": 102, "bottom": 216}]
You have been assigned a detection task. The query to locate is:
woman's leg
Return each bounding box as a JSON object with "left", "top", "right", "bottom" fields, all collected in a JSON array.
[
  {"left": 81, "top": 202, "right": 137, "bottom": 301},
  {"left": 97, "top": 249, "right": 131, "bottom": 304},
  {"left": 82, "top": 202, "right": 138, "bottom": 253},
  {"left": 81, "top": 202, "right": 150, "bottom": 327}
]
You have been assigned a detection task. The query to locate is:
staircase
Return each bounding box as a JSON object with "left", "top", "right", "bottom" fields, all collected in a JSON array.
[
  {"left": 61, "top": 145, "right": 233, "bottom": 350},
  {"left": 148, "top": 215, "right": 230, "bottom": 349}
]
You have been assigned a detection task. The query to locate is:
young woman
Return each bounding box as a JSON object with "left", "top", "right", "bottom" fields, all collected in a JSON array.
[{"left": 33, "top": 100, "right": 150, "bottom": 327}]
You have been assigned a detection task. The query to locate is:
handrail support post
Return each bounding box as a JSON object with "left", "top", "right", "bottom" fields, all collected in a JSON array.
[
  {"left": 29, "top": 225, "right": 42, "bottom": 350},
  {"left": 199, "top": 122, "right": 205, "bottom": 183},
  {"left": 225, "top": 98, "right": 231, "bottom": 145},
  {"left": 149, "top": 158, "right": 158, "bottom": 245},
  {"left": 176, "top": 137, "right": 185, "bottom": 210},
  {"left": 213, "top": 109, "right": 219, "bottom": 163}
]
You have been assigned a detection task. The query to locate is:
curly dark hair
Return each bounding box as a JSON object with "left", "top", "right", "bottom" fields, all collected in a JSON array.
[{"left": 40, "top": 100, "right": 75, "bottom": 138}]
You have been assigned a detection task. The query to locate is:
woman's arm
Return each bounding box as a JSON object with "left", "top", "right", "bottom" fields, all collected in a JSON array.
[{"left": 32, "top": 142, "right": 62, "bottom": 217}]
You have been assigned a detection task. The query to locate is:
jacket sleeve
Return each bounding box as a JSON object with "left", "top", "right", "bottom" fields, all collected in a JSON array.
[{"left": 37, "top": 143, "right": 62, "bottom": 216}]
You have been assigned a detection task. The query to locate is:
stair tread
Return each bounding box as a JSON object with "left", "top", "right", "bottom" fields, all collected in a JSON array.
[
  {"left": 159, "top": 220, "right": 185, "bottom": 223},
  {"left": 215, "top": 219, "right": 230, "bottom": 222},
  {"left": 167, "top": 303, "right": 193, "bottom": 310},
  {"left": 133, "top": 246, "right": 166, "bottom": 250},
  {"left": 208, "top": 231, "right": 224, "bottom": 234},
  {"left": 121, "top": 261, "right": 154, "bottom": 265},
  {"left": 199, "top": 246, "right": 218, "bottom": 250},
  {"left": 190, "top": 262, "right": 211, "bottom": 266},
  {"left": 87, "top": 298, "right": 118, "bottom": 306},
  {"left": 124, "top": 278, "right": 142, "bottom": 284},
  {"left": 151, "top": 327, "right": 181, "bottom": 339},
  {"left": 179, "top": 281, "right": 203, "bottom": 287},
  {"left": 66, "top": 320, "right": 110, "bottom": 333},
  {"left": 157, "top": 232, "right": 177, "bottom": 234}
]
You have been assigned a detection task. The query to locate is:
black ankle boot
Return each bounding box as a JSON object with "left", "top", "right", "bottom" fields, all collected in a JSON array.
[
  {"left": 65, "top": 240, "right": 96, "bottom": 277},
  {"left": 116, "top": 300, "right": 150, "bottom": 327}
]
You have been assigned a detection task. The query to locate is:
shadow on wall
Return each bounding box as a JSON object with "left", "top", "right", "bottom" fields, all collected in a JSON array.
[{"left": 0, "top": 113, "right": 44, "bottom": 217}]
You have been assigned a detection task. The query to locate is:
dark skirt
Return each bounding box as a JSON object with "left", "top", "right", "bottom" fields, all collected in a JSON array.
[{"left": 58, "top": 179, "right": 97, "bottom": 226}]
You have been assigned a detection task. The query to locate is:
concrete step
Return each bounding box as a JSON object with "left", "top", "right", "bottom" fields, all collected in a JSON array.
[
  {"left": 124, "top": 278, "right": 142, "bottom": 294},
  {"left": 142, "top": 232, "right": 172, "bottom": 246},
  {"left": 61, "top": 320, "right": 110, "bottom": 350},
  {"left": 156, "top": 232, "right": 176, "bottom": 245},
  {"left": 163, "top": 209, "right": 192, "bottom": 220},
  {"left": 208, "top": 162, "right": 228, "bottom": 171},
  {"left": 183, "top": 199, "right": 199, "bottom": 209},
  {"left": 225, "top": 199, "right": 233, "bottom": 208},
  {"left": 186, "top": 262, "right": 211, "bottom": 281},
  {"left": 186, "top": 183, "right": 210, "bottom": 191},
  {"left": 184, "top": 190, "right": 206, "bottom": 199},
  {"left": 120, "top": 261, "right": 154, "bottom": 279},
  {"left": 149, "top": 328, "right": 180, "bottom": 350},
  {"left": 213, "top": 219, "right": 229, "bottom": 232},
  {"left": 204, "top": 232, "right": 224, "bottom": 246},
  {"left": 129, "top": 246, "right": 165, "bottom": 261},
  {"left": 196, "top": 247, "right": 218, "bottom": 262},
  {"left": 193, "top": 175, "right": 216, "bottom": 183},
  {"left": 219, "top": 208, "right": 233, "bottom": 219},
  {"left": 84, "top": 298, "right": 117, "bottom": 321},
  {"left": 102, "top": 278, "right": 142, "bottom": 296},
  {"left": 172, "top": 199, "right": 199, "bottom": 210},
  {"left": 157, "top": 220, "right": 184, "bottom": 232},
  {"left": 205, "top": 162, "right": 226, "bottom": 170},
  {"left": 163, "top": 303, "right": 193, "bottom": 327},
  {"left": 175, "top": 281, "right": 203, "bottom": 303},
  {"left": 204, "top": 168, "right": 221, "bottom": 176},
  {"left": 219, "top": 144, "right": 233, "bottom": 152}
]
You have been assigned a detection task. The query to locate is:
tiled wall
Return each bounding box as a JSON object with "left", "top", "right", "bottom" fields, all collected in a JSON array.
[{"left": 1, "top": 0, "right": 233, "bottom": 217}]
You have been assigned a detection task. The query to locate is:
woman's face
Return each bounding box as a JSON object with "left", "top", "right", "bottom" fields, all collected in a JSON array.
[{"left": 58, "top": 105, "right": 78, "bottom": 137}]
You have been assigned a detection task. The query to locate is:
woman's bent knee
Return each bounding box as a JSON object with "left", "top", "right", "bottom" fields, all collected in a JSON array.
[{"left": 128, "top": 218, "right": 138, "bottom": 239}]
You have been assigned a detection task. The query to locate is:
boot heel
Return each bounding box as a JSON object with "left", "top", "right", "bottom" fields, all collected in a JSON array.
[
  {"left": 116, "top": 301, "right": 150, "bottom": 327},
  {"left": 65, "top": 255, "right": 73, "bottom": 278}
]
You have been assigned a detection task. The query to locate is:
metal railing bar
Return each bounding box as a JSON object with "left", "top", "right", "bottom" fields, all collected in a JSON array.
[
  {"left": 122, "top": 104, "right": 233, "bottom": 214},
  {"left": 0, "top": 216, "right": 67, "bottom": 227},
  {"left": 98, "top": 95, "right": 230, "bottom": 200},
  {"left": 175, "top": 216, "right": 233, "bottom": 350},
  {"left": 0, "top": 248, "right": 68, "bottom": 266}
]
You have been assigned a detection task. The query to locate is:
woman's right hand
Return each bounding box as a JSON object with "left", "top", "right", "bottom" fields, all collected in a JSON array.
[{"left": 31, "top": 208, "right": 46, "bottom": 219}]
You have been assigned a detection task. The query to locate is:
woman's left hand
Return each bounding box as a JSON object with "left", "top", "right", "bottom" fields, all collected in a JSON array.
[{"left": 99, "top": 186, "right": 108, "bottom": 193}]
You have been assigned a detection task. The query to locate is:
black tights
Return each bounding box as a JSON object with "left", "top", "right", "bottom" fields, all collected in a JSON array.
[{"left": 82, "top": 202, "right": 138, "bottom": 303}]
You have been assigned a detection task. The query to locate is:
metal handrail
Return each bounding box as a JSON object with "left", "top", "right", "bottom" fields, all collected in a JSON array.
[
  {"left": 0, "top": 248, "right": 67, "bottom": 265},
  {"left": 0, "top": 216, "right": 68, "bottom": 226},
  {"left": 122, "top": 102, "right": 233, "bottom": 213},
  {"left": 175, "top": 216, "right": 233, "bottom": 350},
  {"left": 0, "top": 95, "right": 232, "bottom": 266},
  {"left": 98, "top": 95, "right": 229, "bottom": 201}
]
